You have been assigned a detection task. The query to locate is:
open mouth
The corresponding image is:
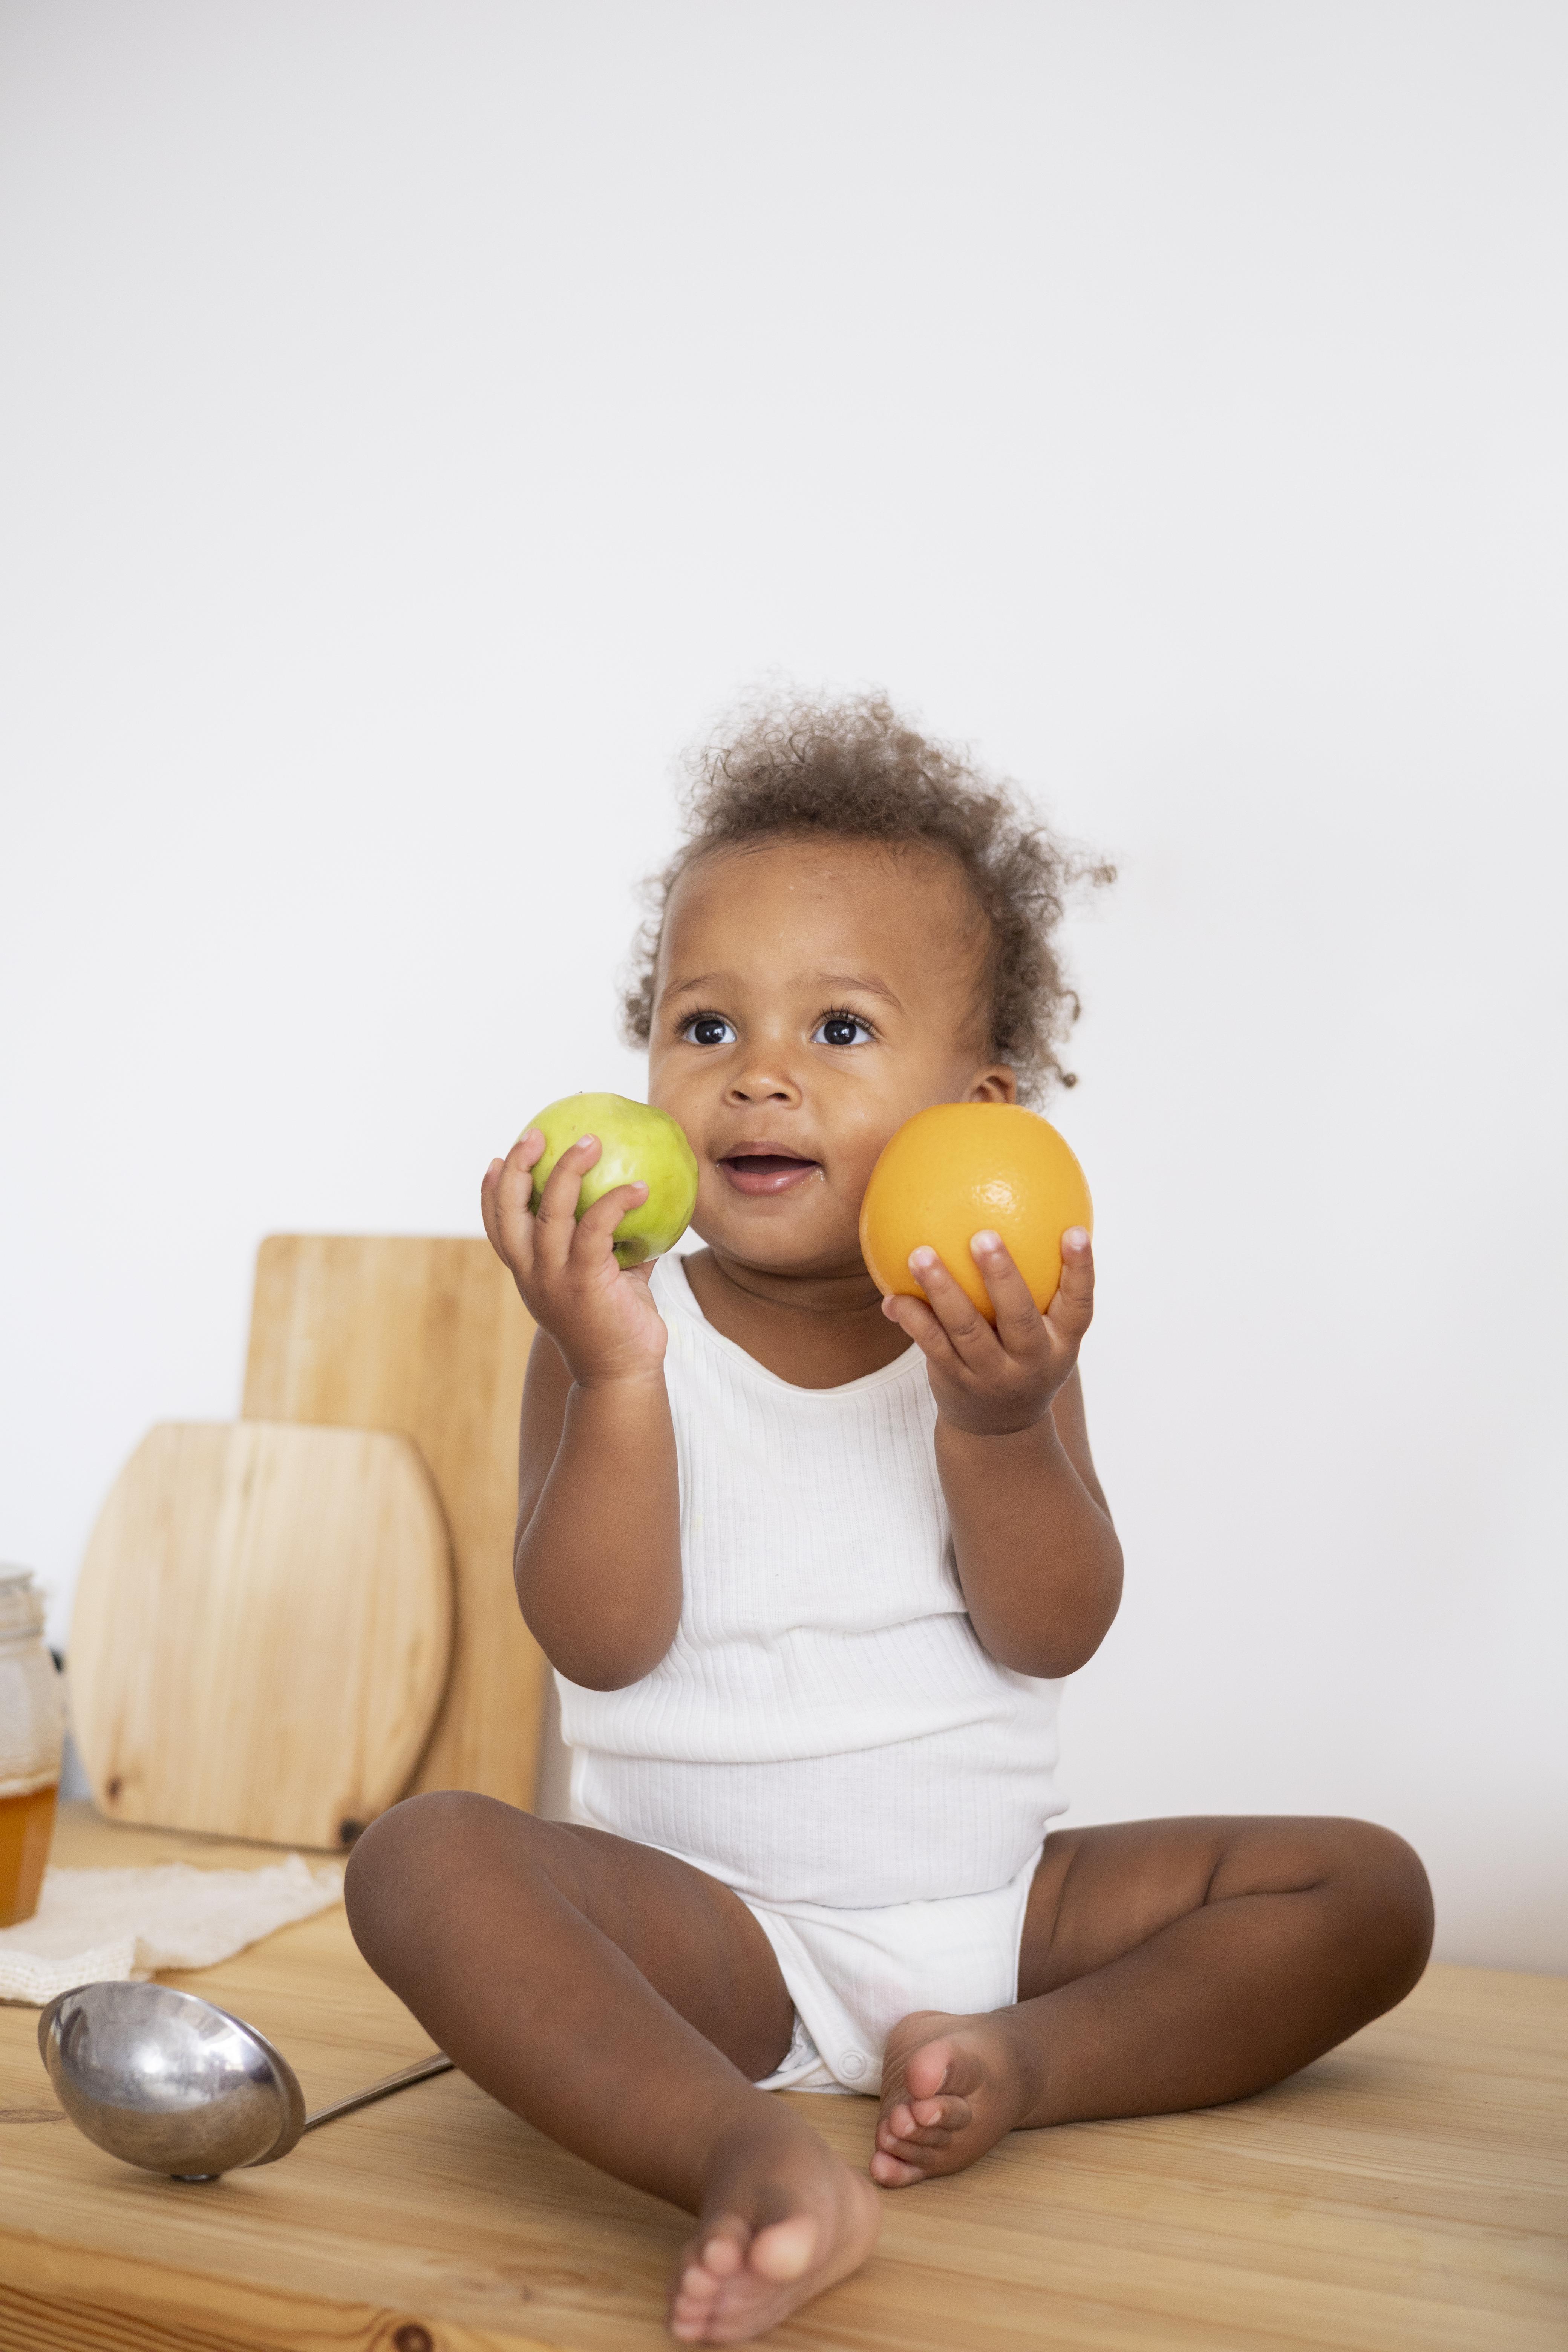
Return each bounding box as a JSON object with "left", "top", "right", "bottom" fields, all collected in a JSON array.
[{"left": 718, "top": 1152, "right": 821, "bottom": 1197}]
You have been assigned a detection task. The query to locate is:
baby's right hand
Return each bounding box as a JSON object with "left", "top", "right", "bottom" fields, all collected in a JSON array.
[{"left": 481, "top": 1130, "right": 668, "bottom": 1388}]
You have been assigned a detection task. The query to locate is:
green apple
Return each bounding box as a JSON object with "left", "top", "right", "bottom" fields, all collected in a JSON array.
[{"left": 522, "top": 1092, "right": 699, "bottom": 1267}]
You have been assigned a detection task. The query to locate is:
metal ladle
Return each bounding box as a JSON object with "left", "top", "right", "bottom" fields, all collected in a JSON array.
[{"left": 39, "top": 1980, "right": 453, "bottom": 2180}]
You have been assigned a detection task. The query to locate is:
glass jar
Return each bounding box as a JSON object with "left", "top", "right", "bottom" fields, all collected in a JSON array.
[{"left": 0, "top": 1570, "right": 64, "bottom": 1928}]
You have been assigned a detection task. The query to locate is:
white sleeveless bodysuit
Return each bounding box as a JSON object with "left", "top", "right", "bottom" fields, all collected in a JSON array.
[{"left": 557, "top": 1253, "right": 1067, "bottom": 2092}]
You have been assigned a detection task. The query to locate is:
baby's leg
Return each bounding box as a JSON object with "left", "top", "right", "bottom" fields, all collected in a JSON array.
[
  {"left": 874, "top": 1814, "right": 1432, "bottom": 2185},
  {"left": 345, "top": 1793, "right": 877, "bottom": 2342}
]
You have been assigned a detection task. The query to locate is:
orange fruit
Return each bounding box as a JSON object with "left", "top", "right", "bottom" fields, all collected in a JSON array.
[{"left": 859, "top": 1102, "right": 1093, "bottom": 1321}]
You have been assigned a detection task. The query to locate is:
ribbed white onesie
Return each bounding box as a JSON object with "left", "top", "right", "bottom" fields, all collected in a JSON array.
[{"left": 559, "top": 1252, "right": 1066, "bottom": 2093}]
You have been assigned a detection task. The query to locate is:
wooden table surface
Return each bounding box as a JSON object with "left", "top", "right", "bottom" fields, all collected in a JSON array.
[{"left": 2, "top": 1805, "right": 1564, "bottom": 2352}]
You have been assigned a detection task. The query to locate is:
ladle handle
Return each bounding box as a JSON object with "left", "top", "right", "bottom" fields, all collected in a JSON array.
[{"left": 302, "top": 2051, "right": 454, "bottom": 2133}]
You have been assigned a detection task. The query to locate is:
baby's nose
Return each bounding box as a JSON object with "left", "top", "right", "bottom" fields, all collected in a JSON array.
[{"left": 728, "top": 1061, "right": 801, "bottom": 1103}]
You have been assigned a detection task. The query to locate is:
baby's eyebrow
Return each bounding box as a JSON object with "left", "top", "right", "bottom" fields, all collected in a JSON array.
[
  {"left": 659, "top": 971, "right": 734, "bottom": 1004},
  {"left": 809, "top": 969, "right": 904, "bottom": 1009},
  {"left": 658, "top": 967, "right": 906, "bottom": 1011}
]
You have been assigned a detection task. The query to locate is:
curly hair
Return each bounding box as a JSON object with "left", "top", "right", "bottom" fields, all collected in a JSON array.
[{"left": 622, "top": 693, "right": 1112, "bottom": 1099}]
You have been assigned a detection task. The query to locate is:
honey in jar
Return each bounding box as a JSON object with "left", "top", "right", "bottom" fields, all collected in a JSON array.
[
  {"left": 0, "top": 1782, "right": 57, "bottom": 1928},
  {"left": 0, "top": 1570, "right": 64, "bottom": 1928}
]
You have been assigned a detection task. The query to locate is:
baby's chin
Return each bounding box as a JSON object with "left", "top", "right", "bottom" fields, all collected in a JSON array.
[{"left": 688, "top": 1201, "right": 871, "bottom": 1284}]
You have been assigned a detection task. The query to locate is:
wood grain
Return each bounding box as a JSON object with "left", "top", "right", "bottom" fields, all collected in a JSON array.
[
  {"left": 3, "top": 1806, "right": 1565, "bottom": 2352},
  {"left": 69, "top": 1426, "right": 453, "bottom": 1850},
  {"left": 241, "top": 1237, "right": 544, "bottom": 1813}
]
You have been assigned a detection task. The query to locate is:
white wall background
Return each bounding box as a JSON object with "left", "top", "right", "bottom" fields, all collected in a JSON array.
[{"left": 3, "top": 2, "right": 1563, "bottom": 1968}]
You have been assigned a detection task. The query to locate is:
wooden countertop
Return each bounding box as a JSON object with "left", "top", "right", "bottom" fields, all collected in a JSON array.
[{"left": 2, "top": 1804, "right": 1565, "bottom": 2350}]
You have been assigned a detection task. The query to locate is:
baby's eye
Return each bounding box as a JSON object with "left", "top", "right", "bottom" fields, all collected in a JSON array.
[
  {"left": 681, "top": 1014, "right": 737, "bottom": 1047},
  {"left": 813, "top": 1013, "right": 874, "bottom": 1048}
]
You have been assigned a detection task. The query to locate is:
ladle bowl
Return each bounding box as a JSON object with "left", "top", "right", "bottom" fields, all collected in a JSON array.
[{"left": 39, "top": 1980, "right": 450, "bottom": 2179}]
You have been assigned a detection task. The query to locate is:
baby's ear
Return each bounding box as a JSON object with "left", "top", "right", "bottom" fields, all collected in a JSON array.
[{"left": 969, "top": 1066, "right": 1018, "bottom": 1105}]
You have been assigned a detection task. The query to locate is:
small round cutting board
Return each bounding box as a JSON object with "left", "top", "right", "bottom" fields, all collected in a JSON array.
[{"left": 70, "top": 1421, "right": 454, "bottom": 1850}]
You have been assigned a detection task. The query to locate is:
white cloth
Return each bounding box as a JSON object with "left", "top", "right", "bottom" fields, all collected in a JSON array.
[
  {"left": 0, "top": 1858, "right": 343, "bottom": 2006},
  {"left": 558, "top": 1253, "right": 1064, "bottom": 2070}
]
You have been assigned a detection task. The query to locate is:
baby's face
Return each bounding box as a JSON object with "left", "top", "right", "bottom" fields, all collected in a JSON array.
[{"left": 648, "top": 835, "right": 1014, "bottom": 1279}]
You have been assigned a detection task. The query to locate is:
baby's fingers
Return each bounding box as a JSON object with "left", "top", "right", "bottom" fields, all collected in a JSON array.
[
  {"left": 880, "top": 1288, "right": 963, "bottom": 1373},
  {"left": 1045, "top": 1227, "right": 1095, "bottom": 1343},
  {"left": 968, "top": 1230, "right": 1047, "bottom": 1354},
  {"left": 908, "top": 1247, "right": 1004, "bottom": 1369},
  {"left": 482, "top": 1131, "right": 546, "bottom": 1273},
  {"left": 573, "top": 1179, "right": 649, "bottom": 1257},
  {"left": 532, "top": 1134, "right": 599, "bottom": 1268}
]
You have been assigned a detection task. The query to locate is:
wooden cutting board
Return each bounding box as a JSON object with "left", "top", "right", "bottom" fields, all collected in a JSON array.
[
  {"left": 241, "top": 1235, "right": 545, "bottom": 1810},
  {"left": 69, "top": 1421, "right": 454, "bottom": 1850}
]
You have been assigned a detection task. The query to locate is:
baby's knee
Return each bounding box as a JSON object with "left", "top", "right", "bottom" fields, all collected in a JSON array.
[
  {"left": 1326, "top": 1819, "right": 1434, "bottom": 1996},
  {"left": 344, "top": 1791, "right": 522, "bottom": 1951}
]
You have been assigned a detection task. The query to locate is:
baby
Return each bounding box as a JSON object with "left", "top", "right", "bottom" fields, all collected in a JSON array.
[{"left": 346, "top": 696, "right": 1433, "bottom": 2345}]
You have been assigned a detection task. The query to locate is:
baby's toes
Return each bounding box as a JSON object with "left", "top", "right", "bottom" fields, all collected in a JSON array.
[
  {"left": 878, "top": 2099, "right": 919, "bottom": 2144},
  {"left": 669, "top": 2266, "right": 719, "bottom": 2340},
  {"left": 747, "top": 2212, "right": 818, "bottom": 2283},
  {"left": 669, "top": 2215, "right": 749, "bottom": 2332},
  {"left": 871, "top": 2109, "right": 966, "bottom": 2190},
  {"left": 877, "top": 2097, "right": 968, "bottom": 2151},
  {"left": 698, "top": 2216, "right": 751, "bottom": 2277},
  {"left": 910, "top": 2093, "right": 969, "bottom": 2133}
]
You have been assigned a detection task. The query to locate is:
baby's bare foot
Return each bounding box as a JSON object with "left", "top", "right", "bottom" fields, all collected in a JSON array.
[
  {"left": 668, "top": 2114, "right": 880, "bottom": 2343},
  {"left": 871, "top": 2008, "right": 1036, "bottom": 2187}
]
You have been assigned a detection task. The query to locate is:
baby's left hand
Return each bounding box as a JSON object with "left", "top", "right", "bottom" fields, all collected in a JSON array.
[{"left": 881, "top": 1227, "right": 1094, "bottom": 1437}]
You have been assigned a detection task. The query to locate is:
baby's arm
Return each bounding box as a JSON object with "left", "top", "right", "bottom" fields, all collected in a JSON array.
[
  {"left": 882, "top": 1232, "right": 1122, "bottom": 1678},
  {"left": 482, "top": 1132, "right": 681, "bottom": 1689}
]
